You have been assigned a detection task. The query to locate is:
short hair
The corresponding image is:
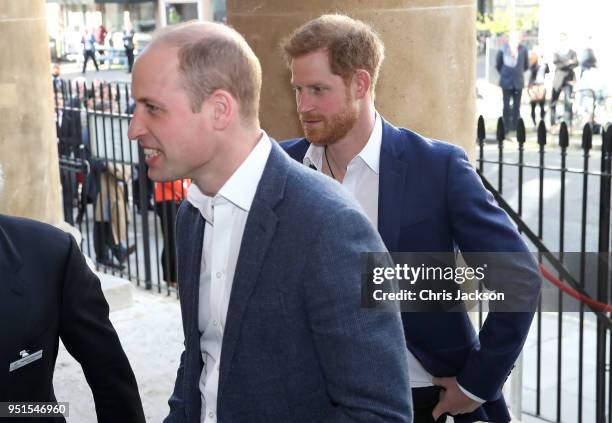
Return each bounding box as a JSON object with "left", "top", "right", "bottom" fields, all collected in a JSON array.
[
  {"left": 282, "top": 14, "right": 385, "bottom": 94},
  {"left": 150, "top": 21, "right": 262, "bottom": 122}
]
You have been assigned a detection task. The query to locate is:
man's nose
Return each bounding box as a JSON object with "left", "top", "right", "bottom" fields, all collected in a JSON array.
[
  {"left": 127, "top": 107, "right": 144, "bottom": 141},
  {"left": 297, "top": 92, "right": 314, "bottom": 114}
]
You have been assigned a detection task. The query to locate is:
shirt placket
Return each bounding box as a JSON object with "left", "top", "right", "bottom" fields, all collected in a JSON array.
[{"left": 204, "top": 198, "right": 231, "bottom": 422}]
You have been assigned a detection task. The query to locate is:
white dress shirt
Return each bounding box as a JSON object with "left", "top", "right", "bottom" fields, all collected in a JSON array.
[
  {"left": 303, "top": 113, "right": 485, "bottom": 403},
  {"left": 186, "top": 132, "right": 272, "bottom": 422}
]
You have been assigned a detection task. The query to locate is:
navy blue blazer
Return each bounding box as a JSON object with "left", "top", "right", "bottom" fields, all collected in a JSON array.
[
  {"left": 282, "top": 119, "right": 541, "bottom": 423},
  {"left": 495, "top": 44, "right": 529, "bottom": 90},
  {"left": 0, "top": 214, "right": 145, "bottom": 422},
  {"left": 165, "top": 141, "right": 412, "bottom": 423}
]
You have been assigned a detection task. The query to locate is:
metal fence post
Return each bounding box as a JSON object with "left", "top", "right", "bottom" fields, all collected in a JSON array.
[
  {"left": 596, "top": 125, "right": 611, "bottom": 423},
  {"left": 578, "top": 123, "right": 593, "bottom": 422},
  {"left": 496, "top": 117, "right": 505, "bottom": 194},
  {"left": 477, "top": 115, "right": 485, "bottom": 173},
  {"left": 138, "top": 145, "right": 153, "bottom": 289}
]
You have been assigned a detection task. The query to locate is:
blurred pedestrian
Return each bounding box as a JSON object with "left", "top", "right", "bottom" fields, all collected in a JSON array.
[
  {"left": 154, "top": 179, "right": 191, "bottom": 288},
  {"left": 580, "top": 36, "right": 597, "bottom": 77},
  {"left": 55, "top": 85, "right": 83, "bottom": 226},
  {"left": 123, "top": 23, "right": 135, "bottom": 73},
  {"left": 92, "top": 160, "right": 135, "bottom": 268},
  {"left": 82, "top": 28, "right": 99, "bottom": 74},
  {"left": 495, "top": 31, "right": 529, "bottom": 135},
  {"left": 51, "top": 62, "right": 63, "bottom": 93},
  {"left": 550, "top": 33, "right": 578, "bottom": 127},
  {"left": 95, "top": 24, "right": 108, "bottom": 64},
  {"left": 527, "top": 49, "right": 549, "bottom": 129}
]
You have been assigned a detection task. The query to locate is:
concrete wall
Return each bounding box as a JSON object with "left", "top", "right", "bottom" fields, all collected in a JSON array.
[
  {"left": 228, "top": 0, "right": 476, "bottom": 156},
  {"left": 0, "top": 0, "right": 61, "bottom": 223}
]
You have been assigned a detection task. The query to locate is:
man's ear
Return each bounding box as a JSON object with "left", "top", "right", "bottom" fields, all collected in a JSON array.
[
  {"left": 209, "top": 89, "right": 235, "bottom": 130},
  {"left": 353, "top": 69, "right": 372, "bottom": 100}
]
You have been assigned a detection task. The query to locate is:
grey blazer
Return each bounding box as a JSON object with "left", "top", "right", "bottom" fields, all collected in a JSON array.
[{"left": 164, "top": 142, "right": 412, "bottom": 423}]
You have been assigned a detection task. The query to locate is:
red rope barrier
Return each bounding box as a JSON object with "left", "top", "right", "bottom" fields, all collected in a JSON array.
[{"left": 539, "top": 264, "right": 612, "bottom": 313}]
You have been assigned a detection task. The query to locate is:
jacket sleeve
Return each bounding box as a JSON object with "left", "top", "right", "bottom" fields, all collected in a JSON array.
[
  {"left": 304, "top": 207, "right": 412, "bottom": 423},
  {"left": 59, "top": 235, "right": 145, "bottom": 423},
  {"left": 495, "top": 50, "right": 503, "bottom": 73},
  {"left": 164, "top": 348, "right": 187, "bottom": 423},
  {"left": 445, "top": 147, "right": 541, "bottom": 401}
]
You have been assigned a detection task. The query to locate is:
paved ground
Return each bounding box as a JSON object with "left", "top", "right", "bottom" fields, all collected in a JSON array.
[{"left": 52, "top": 285, "right": 182, "bottom": 422}]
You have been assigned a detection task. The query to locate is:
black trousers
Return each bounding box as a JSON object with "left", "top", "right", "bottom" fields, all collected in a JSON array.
[
  {"left": 550, "top": 84, "right": 573, "bottom": 126},
  {"left": 502, "top": 88, "right": 522, "bottom": 133},
  {"left": 59, "top": 166, "right": 76, "bottom": 225},
  {"left": 93, "top": 221, "right": 117, "bottom": 262},
  {"left": 155, "top": 201, "right": 180, "bottom": 283},
  {"left": 530, "top": 100, "right": 546, "bottom": 126},
  {"left": 82, "top": 50, "right": 99, "bottom": 73},
  {"left": 413, "top": 387, "right": 448, "bottom": 423},
  {"left": 125, "top": 48, "right": 134, "bottom": 73}
]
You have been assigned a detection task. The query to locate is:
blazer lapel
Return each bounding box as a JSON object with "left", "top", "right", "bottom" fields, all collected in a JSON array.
[
  {"left": 182, "top": 205, "right": 205, "bottom": 345},
  {"left": 218, "top": 143, "right": 287, "bottom": 397},
  {"left": 175, "top": 202, "right": 206, "bottom": 411},
  {"left": 378, "top": 120, "right": 408, "bottom": 251}
]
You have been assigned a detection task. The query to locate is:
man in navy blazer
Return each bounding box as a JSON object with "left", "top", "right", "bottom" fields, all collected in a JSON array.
[
  {"left": 128, "top": 22, "right": 412, "bottom": 422},
  {"left": 281, "top": 15, "right": 541, "bottom": 423},
  {"left": 495, "top": 31, "right": 529, "bottom": 134}
]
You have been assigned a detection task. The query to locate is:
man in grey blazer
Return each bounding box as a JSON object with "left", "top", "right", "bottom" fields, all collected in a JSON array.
[{"left": 128, "top": 22, "right": 412, "bottom": 423}]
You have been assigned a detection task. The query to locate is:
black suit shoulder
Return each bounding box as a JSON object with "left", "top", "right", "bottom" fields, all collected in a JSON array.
[
  {"left": 0, "top": 214, "right": 71, "bottom": 245},
  {"left": 0, "top": 214, "right": 73, "bottom": 275}
]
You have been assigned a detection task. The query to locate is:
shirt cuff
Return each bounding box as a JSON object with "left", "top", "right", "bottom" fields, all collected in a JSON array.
[{"left": 458, "top": 383, "right": 486, "bottom": 404}]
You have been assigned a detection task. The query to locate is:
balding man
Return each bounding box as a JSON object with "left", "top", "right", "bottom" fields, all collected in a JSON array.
[{"left": 128, "top": 22, "right": 412, "bottom": 423}]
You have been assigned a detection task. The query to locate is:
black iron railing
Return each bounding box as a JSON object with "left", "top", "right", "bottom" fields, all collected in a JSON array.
[
  {"left": 477, "top": 115, "right": 612, "bottom": 423},
  {"left": 54, "top": 78, "right": 186, "bottom": 296}
]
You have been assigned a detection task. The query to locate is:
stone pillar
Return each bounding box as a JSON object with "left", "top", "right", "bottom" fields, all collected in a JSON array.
[
  {"left": 0, "top": 0, "right": 62, "bottom": 224},
  {"left": 198, "top": 0, "right": 213, "bottom": 21},
  {"left": 227, "top": 0, "right": 476, "bottom": 156}
]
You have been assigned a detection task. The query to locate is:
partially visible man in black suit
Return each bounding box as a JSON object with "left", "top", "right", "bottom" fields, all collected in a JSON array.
[{"left": 0, "top": 166, "right": 145, "bottom": 422}]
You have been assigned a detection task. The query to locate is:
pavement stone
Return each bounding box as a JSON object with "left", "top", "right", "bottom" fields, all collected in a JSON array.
[{"left": 52, "top": 286, "right": 182, "bottom": 422}]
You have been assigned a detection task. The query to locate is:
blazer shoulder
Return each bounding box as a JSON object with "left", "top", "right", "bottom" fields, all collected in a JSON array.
[
  {"left": 0, "top": 215, "right": 72, "bottom": 250},
  {"left": 384, "top": 121, "right": 464, "bottom": 163},
  {"left": 0, "top": 215, "right": 74, "bottom": 274},
  {"left": 279, "top": 138, "right": 309, "bottom": 162},
  {"left": 283, "top": 160, "right": 368, "bottom": 228}
]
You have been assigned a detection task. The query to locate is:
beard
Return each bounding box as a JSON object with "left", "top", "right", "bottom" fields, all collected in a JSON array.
[{"left": 299, "top": 93, "right": 358, "bottom": 146}]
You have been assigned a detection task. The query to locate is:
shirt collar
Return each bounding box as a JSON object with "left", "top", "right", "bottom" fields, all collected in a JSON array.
[
  {"left": 303, "top": 111, "right": 381, "bottom": 175},
  {"left": 187, "top": 131, "right": 272, "bottom": 218}
]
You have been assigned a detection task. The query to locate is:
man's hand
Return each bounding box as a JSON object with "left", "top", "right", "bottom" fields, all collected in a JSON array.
[{"left": 431, "top": 376, "right": 480, "bottom": 420}]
